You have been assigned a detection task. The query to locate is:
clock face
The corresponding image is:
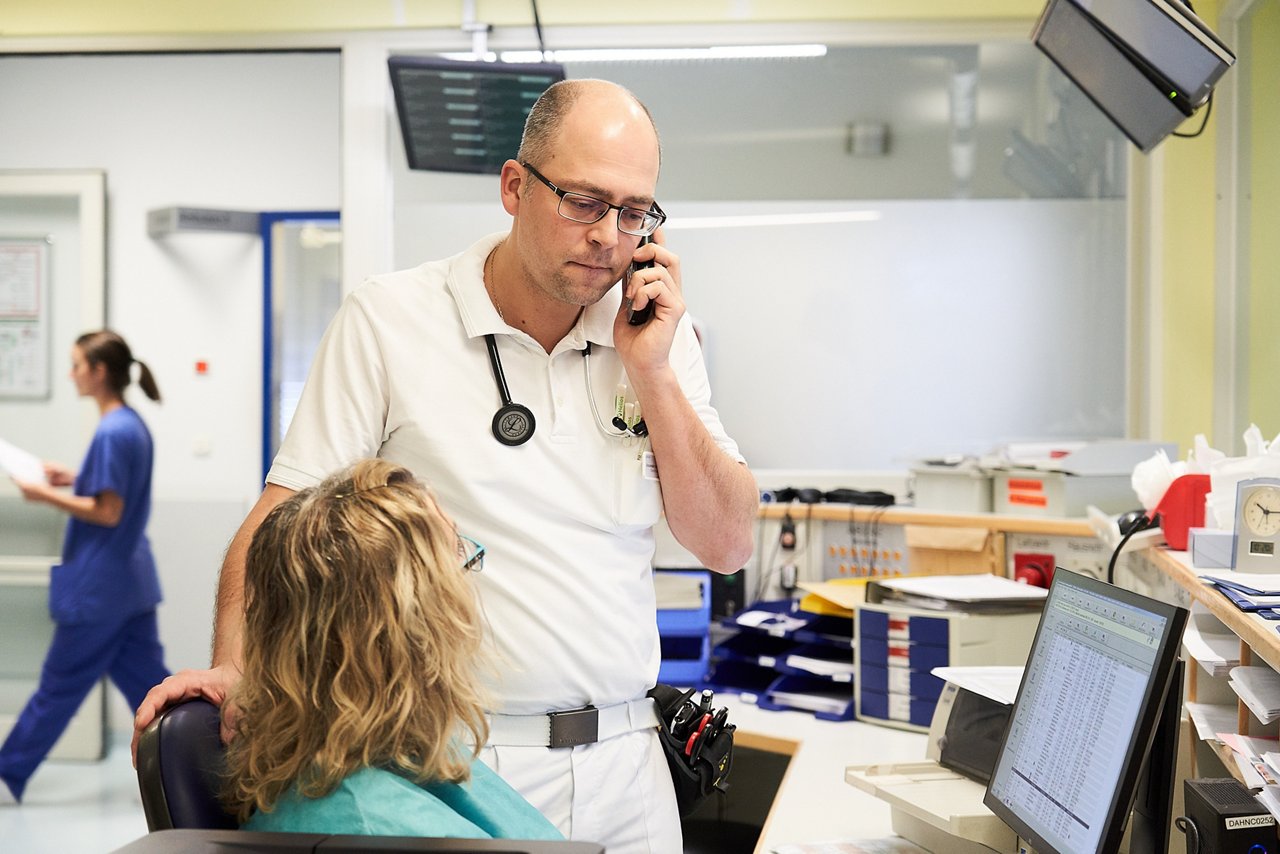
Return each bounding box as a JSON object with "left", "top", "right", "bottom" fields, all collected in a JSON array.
[{"left": 1243, "top": 485, "right": 1280, "bottom": 537}]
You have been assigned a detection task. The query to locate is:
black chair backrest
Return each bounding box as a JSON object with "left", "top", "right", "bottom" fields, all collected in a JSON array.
[{"left": 135, "top": 698, "right": 238, "bottom": 831}]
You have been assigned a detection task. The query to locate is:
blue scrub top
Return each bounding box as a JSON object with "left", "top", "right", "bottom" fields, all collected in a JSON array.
[{"left": 50, "top": 406, "right": 161, "bottom": 625}]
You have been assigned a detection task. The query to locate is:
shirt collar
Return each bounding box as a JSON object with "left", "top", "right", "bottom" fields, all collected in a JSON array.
[
  {"left": 447, "top": 231, "right": 621, "bottom": 351},
  {"left": 447, "top": 232, "right": 508, "bottom": 339}
]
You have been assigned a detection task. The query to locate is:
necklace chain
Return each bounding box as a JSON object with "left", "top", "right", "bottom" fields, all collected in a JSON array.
[{"left": 484, "top": 248, "right": 505, "bottom": 323}]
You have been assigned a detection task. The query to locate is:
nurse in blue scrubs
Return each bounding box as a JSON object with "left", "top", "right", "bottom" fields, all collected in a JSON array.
[{"left": 1, "top": 330, "right": 170, "bottom": 803}]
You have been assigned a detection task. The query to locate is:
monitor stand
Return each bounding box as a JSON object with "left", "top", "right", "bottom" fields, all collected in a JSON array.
[{"left": 1127, "top": 658, "right": 1185, "bottom": 854}]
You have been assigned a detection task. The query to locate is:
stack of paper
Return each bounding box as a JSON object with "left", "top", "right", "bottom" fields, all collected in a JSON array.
[
  {"left": 735, "top": 610, "right": 808, "bottom": 636},
  {"left": 783, "top": 652, "right": 855, "bottom": 681},
  {"left": 1182, "top": 603, "right": 1241, "bottom": 677},
  {"left": 1229, "top": 666, "right": 1280, "bottom": 724},
  {"left": 1218, "top": 732, "right": 1280, "bottom": 787},
  {"left": 1258, "top": 784, "right": 1280, "bottom": 823},
  {"left": 767, "top": 687, "right": 851, "bottom": 717},
  {"left": 867, "top": 574, "right": 1047, "bottom": 612},
  {"left": 1201, "top": 574, "right": 1280, "bottom": 617},
  {"left": 1185, "top": 702, "right": 1239, "bottom": 742}
]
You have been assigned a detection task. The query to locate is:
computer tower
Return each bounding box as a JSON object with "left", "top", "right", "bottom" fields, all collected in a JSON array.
[{"left": 1182, "top": 778, "right": 1275, "bottom": 853}]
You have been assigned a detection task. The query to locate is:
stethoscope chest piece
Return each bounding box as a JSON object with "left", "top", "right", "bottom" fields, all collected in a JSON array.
[
  {"left": 485, "top": 334, "right": 538, "bottom": 446},
  {"left": 492, "top": 403, "right": 535, "bottom": 446}
]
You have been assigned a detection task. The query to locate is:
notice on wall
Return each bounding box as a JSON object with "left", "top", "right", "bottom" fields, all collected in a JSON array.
[{"left": 0, "top": 239, "right": 51, "bottom": 399}]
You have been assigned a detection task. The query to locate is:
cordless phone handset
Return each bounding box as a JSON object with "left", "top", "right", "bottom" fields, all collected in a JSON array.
[{"left": 626, "top": 235, "right": 655, "bottom": 326}]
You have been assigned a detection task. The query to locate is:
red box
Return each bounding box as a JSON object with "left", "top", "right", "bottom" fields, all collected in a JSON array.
[{"left": 1154, "top": 474, "right": 1210, "bottom": 551}]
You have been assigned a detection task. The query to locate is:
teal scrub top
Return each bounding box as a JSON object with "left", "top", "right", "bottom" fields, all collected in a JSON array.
[{"left": 242, "top": 761, "right": 563, "bottom": 840}]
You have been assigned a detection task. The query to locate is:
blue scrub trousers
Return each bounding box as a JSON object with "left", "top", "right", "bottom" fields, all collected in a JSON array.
[{"left": 0, "top": 609, "right": 169, "bottom": 801}]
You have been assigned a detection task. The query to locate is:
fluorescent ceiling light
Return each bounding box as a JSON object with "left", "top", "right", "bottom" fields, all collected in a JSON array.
[
  {"left": 441, "top": 44, "right": 828, "bottom": 63},
  {"left": 663, "top": 211, "right": 882, "bottom": 230}
]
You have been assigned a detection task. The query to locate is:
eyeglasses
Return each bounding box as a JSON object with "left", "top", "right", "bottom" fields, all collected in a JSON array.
[
  {"left": 457, "top": 534, "right": 485, "bottom": 573},
  {"left": 522, "top": 163, "right": 666, "bottom": 237}
]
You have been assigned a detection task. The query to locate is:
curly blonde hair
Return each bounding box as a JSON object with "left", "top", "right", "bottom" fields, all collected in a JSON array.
[{"left": 221, "top": 459, "right": 489, "bottom": 822}]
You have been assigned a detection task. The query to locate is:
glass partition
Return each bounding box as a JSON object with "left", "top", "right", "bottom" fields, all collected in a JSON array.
[
  {"left": 391, "top": 41, "right": 1131, "bottom": 470},
  {"left": 263, "top": 214, "right": 342, "bottom": 478}
]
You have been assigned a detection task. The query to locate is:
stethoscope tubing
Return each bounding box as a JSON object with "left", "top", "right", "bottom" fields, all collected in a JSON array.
[{"left": 483, "top": 335, "right": 644, "bottom": 445}]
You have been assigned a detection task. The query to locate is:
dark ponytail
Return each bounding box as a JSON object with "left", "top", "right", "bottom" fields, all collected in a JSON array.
[
  {"left": 135, "top": 360, "right": 161, "bottom": 402},
  {"left": 75, "top": 330, "right": 162, "bottom": 403}
]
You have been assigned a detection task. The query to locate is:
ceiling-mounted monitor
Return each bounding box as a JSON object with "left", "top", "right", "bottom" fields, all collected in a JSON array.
[
  {"left": 388, "top": 56, "right": 565, "bottom": 174},
  {"left": 1032, "top": 0, "right": 1235, "bottom": 152}
]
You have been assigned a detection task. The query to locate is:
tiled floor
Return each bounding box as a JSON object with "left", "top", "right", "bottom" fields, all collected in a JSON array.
[{"left": 0, "top": 733, "right": 149, "bottom": 853}]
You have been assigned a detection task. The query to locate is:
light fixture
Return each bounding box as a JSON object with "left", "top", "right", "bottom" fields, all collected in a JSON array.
[{"left": 440, "top": 44, "right": 828, "bottom": 63}]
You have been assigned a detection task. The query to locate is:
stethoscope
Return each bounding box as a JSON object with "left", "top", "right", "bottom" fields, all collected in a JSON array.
[{"left": 484, "top": 335, "right": 647, "bottom": 446}]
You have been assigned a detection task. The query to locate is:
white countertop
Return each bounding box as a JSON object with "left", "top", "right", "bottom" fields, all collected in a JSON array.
[{"left": 720, "top": 697, "right": 928, "bottom": 852}]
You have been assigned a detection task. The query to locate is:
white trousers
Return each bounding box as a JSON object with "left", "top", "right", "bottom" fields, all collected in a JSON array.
[{"left": 478, "top": 728, "right": 683, "bottom": 854}]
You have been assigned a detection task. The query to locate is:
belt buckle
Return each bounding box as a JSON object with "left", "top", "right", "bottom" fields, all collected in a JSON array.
[{"left": 548, "top": 705, "right": 598, "bottom": 748}]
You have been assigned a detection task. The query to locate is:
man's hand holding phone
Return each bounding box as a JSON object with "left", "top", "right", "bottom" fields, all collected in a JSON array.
[{"left": 615, "top": 228, "right": 684, "bottom": 378}]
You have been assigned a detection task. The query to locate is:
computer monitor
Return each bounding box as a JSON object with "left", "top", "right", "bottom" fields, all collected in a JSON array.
[
  {"left": 1032, "top": 0, "right": 1235, "bottom": 152},
  {"left": 388, "top": 55, "right": 565, "bottom": 174},
  {"left": 984, "top": 569, "right": 1188, "bottom": 854}
]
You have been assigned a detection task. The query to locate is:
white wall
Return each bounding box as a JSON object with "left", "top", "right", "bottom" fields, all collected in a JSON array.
[{"left": 0, "top": 51, "right": 341, "bottom": 726}]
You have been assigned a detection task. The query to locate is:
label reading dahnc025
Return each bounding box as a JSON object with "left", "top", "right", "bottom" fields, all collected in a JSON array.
[{"left": 1225, "top": 815, "right": 1275, "bottom": 830}]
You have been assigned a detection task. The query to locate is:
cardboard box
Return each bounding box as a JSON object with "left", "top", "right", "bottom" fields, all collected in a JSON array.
[{"left": 903, "top": 525, "right": 1001, "bottom": 576}]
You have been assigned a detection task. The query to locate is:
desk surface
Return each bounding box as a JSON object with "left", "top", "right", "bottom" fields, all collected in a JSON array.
[{"left": 721, "top": 699, "right": 927, "bottom": 852}]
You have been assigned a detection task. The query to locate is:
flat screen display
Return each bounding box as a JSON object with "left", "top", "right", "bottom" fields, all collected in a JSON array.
[
  {"left": 388, "top": 56, "right": 565, "bottom": 174},
  {"left": 983, "top": 569, "right": 1187, "bottom": 854},
  {"left": 1032, "top": 0, "right": 1234, "bottom": 152},
  {"left": 1072, "top": 0, "right": 1234, "bottom": 102}
]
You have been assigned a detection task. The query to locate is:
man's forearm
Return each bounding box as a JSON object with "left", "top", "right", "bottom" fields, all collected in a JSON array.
[
  {"left": 633, "top": 368, "right": 757, "bottom": 572},
  {"left": 211, "top": 532, "right": 248, "bottom": 669},
  {"left": 212, "top": 483, "right": 295, "bottom": 668}
]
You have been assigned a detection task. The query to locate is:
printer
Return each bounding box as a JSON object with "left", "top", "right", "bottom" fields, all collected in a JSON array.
[{"left": 847, "top": 674, "right": 1018, "bottom": 854}]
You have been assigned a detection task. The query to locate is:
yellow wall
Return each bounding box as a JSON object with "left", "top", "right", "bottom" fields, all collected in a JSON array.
[
  {"left": 1157, "top": 2, "right": 1221, "bottom": 452},
  {"left": 0, "top": 2, "right": 1043, "bottom": 37},
  {"left": 1250, "top": 1, "right": 1280, "bottom": 438}
]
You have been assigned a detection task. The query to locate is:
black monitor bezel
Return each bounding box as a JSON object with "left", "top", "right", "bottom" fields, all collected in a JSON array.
[
  {"left": 387, "top": 55, "right": 566, "bottom": 174},
  {"left": 982, "top": 568, "right": 1188, "bottom": 854}
]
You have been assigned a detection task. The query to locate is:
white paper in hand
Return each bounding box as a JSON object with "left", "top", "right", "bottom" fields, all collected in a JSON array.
[{"left": 0, "top": 436, "right": 44, "bottom": 482}]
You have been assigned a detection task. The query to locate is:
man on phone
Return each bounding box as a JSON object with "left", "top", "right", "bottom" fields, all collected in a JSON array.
[{"left": 134, "top": 78, "right": 756, "bottom": 853}]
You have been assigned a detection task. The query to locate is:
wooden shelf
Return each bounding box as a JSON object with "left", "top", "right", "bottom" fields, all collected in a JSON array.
[{"left": 1144, "top": 547, "right": 1280, "bottom": 673}]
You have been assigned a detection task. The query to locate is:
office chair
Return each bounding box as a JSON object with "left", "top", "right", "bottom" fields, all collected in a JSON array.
[
  {"left": 135, "top": 698, "right": 237, "bottom": 831},
  {"left": 132, "top": 699, "right": 605, "bottom": 853}
]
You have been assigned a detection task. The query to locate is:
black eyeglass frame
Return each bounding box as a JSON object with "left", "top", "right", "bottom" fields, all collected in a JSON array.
[{"left": 521, "top": 162, "right": 666, "bottom": 236}]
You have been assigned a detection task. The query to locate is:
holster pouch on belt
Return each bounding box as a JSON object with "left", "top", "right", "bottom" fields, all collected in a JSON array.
[{"left": 647, "top": 683, "right": 735, "bottom": 817}]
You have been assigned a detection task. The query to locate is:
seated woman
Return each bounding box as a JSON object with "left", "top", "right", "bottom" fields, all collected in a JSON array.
[{"left": 221, "top": 458, "right": 561, "bottom": 840}]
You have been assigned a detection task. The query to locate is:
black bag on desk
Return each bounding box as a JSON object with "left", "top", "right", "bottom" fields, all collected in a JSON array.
[{"left": 647, "top": 684, "right": 735, "bottom": 817}]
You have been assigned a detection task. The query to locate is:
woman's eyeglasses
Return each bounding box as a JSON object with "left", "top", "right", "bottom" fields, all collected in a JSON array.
[{"left": 458, "top": 534, "right": 485, "bottom": 572}]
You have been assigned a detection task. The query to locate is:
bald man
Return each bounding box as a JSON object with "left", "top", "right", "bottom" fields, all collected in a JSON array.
[{"left": 136, "top": 79, "right": 756, "bottom": 853}]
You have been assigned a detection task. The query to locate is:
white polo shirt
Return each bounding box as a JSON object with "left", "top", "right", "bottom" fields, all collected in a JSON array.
[{"left": 268, "top": 232, "right": 743, "bottom": 715}]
